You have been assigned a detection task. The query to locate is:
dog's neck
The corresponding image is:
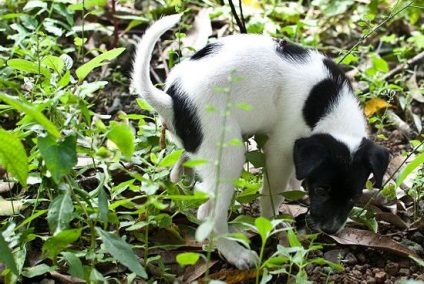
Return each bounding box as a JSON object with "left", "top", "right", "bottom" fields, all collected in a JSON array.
[{"left": 312, "top": 88, "right": 367, "bottom": 152}]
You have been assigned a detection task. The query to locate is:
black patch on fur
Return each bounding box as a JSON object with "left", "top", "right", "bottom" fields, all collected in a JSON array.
[
  {"left": 165, "top": 82, "right": 203, "bottom": 152},
  {"left": 274, "top": 39, "right": 309, "bottom": 63},
  {"left": 323, "top": 58, "right": 351, "bottom": 90},
  {"left": 190, "top": 42, "right": 222, "bottom": 61},
  {"left": 302, "top": 58, "right": 352, "bottom": 129}
]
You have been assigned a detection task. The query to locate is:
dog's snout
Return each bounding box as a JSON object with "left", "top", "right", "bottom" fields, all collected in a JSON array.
[{"left": 319, "top": 223, "right": 342, "bottom": 235}]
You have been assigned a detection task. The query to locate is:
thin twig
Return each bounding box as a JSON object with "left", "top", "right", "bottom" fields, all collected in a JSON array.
[
  {"left": 111, "top": 0, "right": 119, "bottom": 48},
  {"left": 238, "top": 0, "right": 246, "bottom": 32},
  {"left": 228, "top": 0, "right": 247, "bottom": 33}
]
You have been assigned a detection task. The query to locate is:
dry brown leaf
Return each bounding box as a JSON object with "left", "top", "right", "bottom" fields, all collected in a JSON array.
[
  {"left": 328, "top": 227, "right": 420, "bottom": 259},
  {"left": 375, "top": 212, "right": 408, "bottom": 230},
  {"left": 50, "top": 271, "right": 85, "bottom": 284},
  {"left": 280, "top": 203, "right": 308, "bottom": 218},
  {"left": 182, "top": 259, "right": 219, "bottom": 283},
  {"left": 200, "top": 268, "right": 257, "bottom": 284},
  {"left": 410, "top": 218, "right": 424, "bottom": 230},
  {"left": 408, "top": 72, "right": 424, "bottom": 103},
  {"left": 0, "top": 181, "right": 14, "bottom": 193},
  {"left": 0, "top": 197, "right": 27, "bottom": 216}
]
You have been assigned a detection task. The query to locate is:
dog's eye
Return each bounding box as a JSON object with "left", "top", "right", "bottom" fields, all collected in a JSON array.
[{"left": 316, "top": 185, "right": 331, "bottom": 196}]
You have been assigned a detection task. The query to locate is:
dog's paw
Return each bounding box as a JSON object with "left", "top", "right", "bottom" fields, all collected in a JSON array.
[
  {"left": 197, "top": 201, "right": 212, "bottom": 221},
  {"left": 216, "top": 239, "right": 259, "bottom": 270}
]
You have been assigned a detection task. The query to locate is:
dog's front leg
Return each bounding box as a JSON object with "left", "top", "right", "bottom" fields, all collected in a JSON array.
[
  {"left": 195, "top": 135, "right": 258, "bottom": 269},
  {"left": 259, "top": 138, "right": 295, "bottom": 218}
]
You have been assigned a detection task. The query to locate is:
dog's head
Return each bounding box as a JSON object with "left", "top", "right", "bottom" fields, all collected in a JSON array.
[{"left": 293, "top": 134, "right": 389, "bottom": 234}]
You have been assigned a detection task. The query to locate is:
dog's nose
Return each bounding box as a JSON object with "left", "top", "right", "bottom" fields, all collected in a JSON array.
[
  {"left": 321, "top": 226, "right": 339, "bottom": 235},
  {"left": 319, "top": 223, "right": 342, "bottom": 235}
]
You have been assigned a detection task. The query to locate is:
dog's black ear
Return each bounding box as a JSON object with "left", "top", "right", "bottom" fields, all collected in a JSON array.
[
  {"left": 362, "top": 139, "right": 390, "bottom": 188},
  {"left": 293, "top": 137, "right": 327, "bottom": 180}
]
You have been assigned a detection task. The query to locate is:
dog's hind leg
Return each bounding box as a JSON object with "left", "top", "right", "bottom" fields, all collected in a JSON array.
[{"left": 194, "top": 126, "right": 258, "bottom": 269}]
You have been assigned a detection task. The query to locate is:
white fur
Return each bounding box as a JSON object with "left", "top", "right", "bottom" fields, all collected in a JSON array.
[{"left": 131, "top": 15, "right": 367, "bottom": 269}]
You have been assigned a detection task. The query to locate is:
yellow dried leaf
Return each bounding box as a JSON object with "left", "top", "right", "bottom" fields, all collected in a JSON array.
[
  {"left": 364, "top": 98, "right": 392, "bottom": 117},
  {"left": 242, "top": 0, "right": 261, "bottom": 9}
]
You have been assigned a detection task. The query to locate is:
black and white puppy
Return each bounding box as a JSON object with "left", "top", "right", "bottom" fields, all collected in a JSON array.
[{"left": 132, "top": 14, "right": 390, "bottom": 269}]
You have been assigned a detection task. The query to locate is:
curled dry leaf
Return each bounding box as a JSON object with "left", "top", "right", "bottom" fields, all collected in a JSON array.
[
  {"left": 182, "top": 259, "right": 219, "bottom": 283},
  {"left": 0, "top": 181, "right": 14, "bottom": 193},
  {"left": 375, "top": 212, "right": 408, "bottom": 230},
  {"left": 0, "top": 197, "right": 27, "bottom": 216},
  {"left": 329, "top": 227, "right": 421, "bottom": 259},
  {"left": 407, "top": 72, "right": 424, "bottom": 103},
  {"left": 200, "top": 268, "right": 257, "bottom": 284},
  {"left": 279, "top": 203, "right": 308, "bottom": 219}
]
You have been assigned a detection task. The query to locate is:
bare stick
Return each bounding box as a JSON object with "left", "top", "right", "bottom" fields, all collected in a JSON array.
[{"left": 228, "top": 0, "right": 247, "bottom": 33}]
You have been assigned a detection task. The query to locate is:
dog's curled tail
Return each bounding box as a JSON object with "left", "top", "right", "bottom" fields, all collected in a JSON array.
[{"left": 131, "top": 14, "right": 182, "bottom": 120}]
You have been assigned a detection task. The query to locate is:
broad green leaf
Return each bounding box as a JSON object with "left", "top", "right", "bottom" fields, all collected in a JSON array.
[
  {"left": 410, "top": 255, "right": 424, "bottom": 267},
  {"left": 15, "top": 209, "right": 47, "bottom": 229},
  {"left": 0, "top": 129, "right": 28, "bottom": 188},
  {"left": 287, "top": 228, "right": 302, "bottom": 247},
  {"left": 311, "top": 257, "right": 344, "bottom": 270},
  {"left": 23, "top": 0, "right": 48, "bottom": 11},
  {"left": 396, "top": 152, "right": 424, "bottom": 188},
  {"left": 0, "top": 233, "right": 18, "bottom": 275},
  {"left": 7, "top": 59, "right": 51, "bottom": 78},
  {"left": 95, "top": 227, "right": 147, "bottom": 278},
  {"left": 68, "top": 0, "right": 107, "bottom": 10},
  {"left": 158, "top": 149, "right": 184, "bottom": 167},
  {"left": 0, "top": 13, "right": 25, "bottom": 19},
  {"left": 76, "top": 48, "right": 125, "bottom": 81},
  {"left": 62, "top": 251, "right": 84, "bottom": 279},
  {"left": 41, "top": 55, "right": 64, "bottom": 74},
  {"left": 351, "top": 207, "right": 378, "bottom": 233},
  {"left": 38, "top": 134, "right": 77, "bottom": 183},
  {"left": 106, "top": 121, "right": 134, "bottom": 159},
  {"left": 246, "top": 150, "right": 266, "bottom": 168},
  {"left": 136, "top": 98, "right": 154, "bottom": 112},
  {"left": 372, "top": 57, "right": 389, "bottom": 73},
  {"left": 43, "top": 228, "right": 82, "bottom": 260},
  {"left": 21, "top": 264, "right": 56, "bottom": 278},
  {"left": 255, "top": 217, "right": 273, "bottom": 243},
  {"left": 0, "top": 93, "right": 61, "bottom": 138},
  {"left": 183, "top": 159, "right": 208, "bottom": 168},
  {"left": 60, "top": 54, "right": 74, "bottom": 70},
  {"left": 47, "top": 192, "right": 74, "bottom": 235},
  {"left": 166, "top": 191, "right": 209, "bottom": 201},
  {"left": 98, "top": 187, "right": 109, "bottom": 222},
  {"left": 281, "top": 190, "right": 306, "bottom": 201},
  {"left": 176, "top": 252, "right": 200, "bottom": 266}
]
